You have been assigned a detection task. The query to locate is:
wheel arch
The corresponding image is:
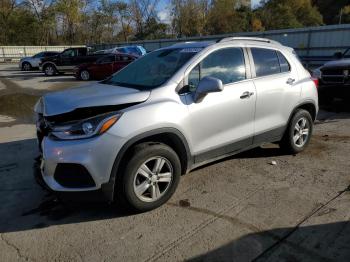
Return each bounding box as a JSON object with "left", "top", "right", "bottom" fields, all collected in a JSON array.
[
  {"left": 290, "top": 101, "right": 317, "bottom": 122},
  {"left": 42, "top": 61, "right": 57, "bottom": 71},
  {"left": 101, "top": 128, "right": 193, "bottom": 201},
  {"left": 22, "top": 61, "right": 32, "bottom": 67}
]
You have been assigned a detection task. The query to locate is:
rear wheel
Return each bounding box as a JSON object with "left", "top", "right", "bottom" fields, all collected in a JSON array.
[
  {"left": 44, "top": 64, "right": 57, "bottom": 76},
  {"left": 80, "top": 70, "right": 90, "bottom": 81},
  {"left": 119, "top": 143, "right": 181, "bottom": 212},
  {"left": 22, "top": 62, "right": 32, "bottom": 71},
  {"left": 280, "top": 109, "right": 313, "bottom": 154}
]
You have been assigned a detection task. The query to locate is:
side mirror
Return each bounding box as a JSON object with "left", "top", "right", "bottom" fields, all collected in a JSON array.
[
  {"left": 193, "top": 76, "right": 224, "bottom": 103},
  {"left": 333, "top": 52, "right": 343, "bottom": 60}
]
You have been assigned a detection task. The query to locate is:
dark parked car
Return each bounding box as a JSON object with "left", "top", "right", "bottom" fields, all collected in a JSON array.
[
  {"left": 19, "top": 51, "right": 59, "bottom": 71},
  {"left": 39, "top": 47, "right": 104, "bottom": 76},
  {"left": 74, "top": 53, "right": 137, "bottom": 81},
  {"left": 313, "top": 48, "right": 350, "bottom": 103}
]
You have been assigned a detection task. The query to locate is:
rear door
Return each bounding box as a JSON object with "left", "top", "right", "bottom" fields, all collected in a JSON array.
[{"left": 249, "top": 47, "right": 300, "bottom": 143}]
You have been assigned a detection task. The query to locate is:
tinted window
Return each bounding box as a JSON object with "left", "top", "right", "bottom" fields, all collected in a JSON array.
[
  {"left": 251, "top": 48, "right": 280, "bottom": 77},
  {"left": 188, "top": 48, "right": 246, "bottom": 89},
  {"left": 121, "top": 55, "right": 131, "bottom": 61},
  {"left": 103, "top": 48, "right": 200, "bottom": 89},
  {"left": 127, "top": 47, "right": 141, "bottom": 55},
  {"left": 98, "top": 55, "right": 115, "bottom": 63},
  {"left": 62, "top": 49, "right": 76, "bottom": 57},
  {"left": 33, "top": 52, "right": 44, "bottom": 58},
  {"left": 277, "top": 51, "right": 290, "bottom": 72}
]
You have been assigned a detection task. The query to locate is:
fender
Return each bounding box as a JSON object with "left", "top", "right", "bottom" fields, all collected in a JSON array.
[
  {"left": 41, "top": 61, "right": 58, "bottom": 71},
  {"left": 101, "top": 127, "right": 193, "bottom": 201}
]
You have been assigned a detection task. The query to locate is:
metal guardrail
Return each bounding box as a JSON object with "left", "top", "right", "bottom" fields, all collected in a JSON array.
[
  {"left": 88, "top": 24, "right": 350, "bottom": 69},
  {"left": 0, "top": 45, "right": 84, "bottom": 62}
]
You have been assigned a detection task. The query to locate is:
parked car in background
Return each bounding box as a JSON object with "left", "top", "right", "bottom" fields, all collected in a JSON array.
[
  {"left": 74, "top": 53, "right": 137, "bottom": 81},
  {"left": 96, "top": 45, "right": 147, "bottom": 57},
  {"left": 34, "top": 37, "right": 318, "bottom": 212},
  {"left": 19, "top": 51, "right": 59, "bottom": 71},
  {"left": 312, "top": 48, "right": 350, "bottom": 103},
  {"left": 39, "top": 47, "right": 104, "bottom": 76}
]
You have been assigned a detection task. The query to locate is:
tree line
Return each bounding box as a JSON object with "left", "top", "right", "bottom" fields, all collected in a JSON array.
[{"left": 1, "top": 0, "right": 349, "bottom": 46}]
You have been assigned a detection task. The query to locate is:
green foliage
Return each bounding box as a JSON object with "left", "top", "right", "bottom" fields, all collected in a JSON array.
[
  {"left": 0, "top": 0, "right": 348, "bottom": 45},
  {"left": 256, "top": 0, "right": 323, "bottom": 30},
  {"left": 207, "top": 0, "right": 250, "bottom": 34}
]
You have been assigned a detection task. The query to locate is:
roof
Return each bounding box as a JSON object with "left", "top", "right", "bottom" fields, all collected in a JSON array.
[
  {"left": 166, "top": 37, "right": 282, "bottom": 50},
  {"left": 164, "top": 41, "right": 215, "bottom": 49}
]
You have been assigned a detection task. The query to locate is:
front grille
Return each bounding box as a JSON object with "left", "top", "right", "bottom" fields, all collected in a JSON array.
[
  {"left": 54, "top": 163, "right": 96, "bottom": 188},
  {"left": 321, "top": 69, "right": 344, "bottom": 75},
  {"left": 321, "top": 68, "right": 348, "bottom": 84},
  {"left": 322, "top": 76, "right": 345, "bottom": 84}
]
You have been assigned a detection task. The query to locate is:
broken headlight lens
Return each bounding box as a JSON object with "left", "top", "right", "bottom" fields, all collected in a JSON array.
[{"left": 51, "top": 112, "right": 122, "bottom": 140}]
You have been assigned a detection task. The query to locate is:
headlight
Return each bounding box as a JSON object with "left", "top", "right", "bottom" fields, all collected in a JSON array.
[{"left": 51, "top": 112, "right": 122, "bottom": 140}]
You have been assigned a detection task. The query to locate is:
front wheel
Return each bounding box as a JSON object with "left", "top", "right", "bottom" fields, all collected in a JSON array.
[
  {"left": 120, "top": 143, "right": 181, "bottom": 212},
  {"left": 280, "top": 109, "right": 313, "bottom": 154},
  {"left": 22, "top": 62, "right": 32, "bottom": 71},
  {"left": 80, "top": 70, "right": 90, "bottom": 81}
]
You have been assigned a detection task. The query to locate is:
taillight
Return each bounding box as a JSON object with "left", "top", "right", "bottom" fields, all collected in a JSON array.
[{"left": 311, "top": 77, "right": 319, "bottom": 88}]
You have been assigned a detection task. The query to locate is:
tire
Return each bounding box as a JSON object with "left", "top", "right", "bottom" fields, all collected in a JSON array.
[
  {"left": 80, "top": 70, "right": 90, "bottom": 81},
  {"left": 280, "top": 109, "right": 313, "bottom": 154},
  {"left": 43, "top": 64, "right": 57, "bottom": 76},
  {"left": 22, "top": 62, "right": 32, "bottom": 71},
  {"left": 119, "top": 143, "right": 181, "bottom": 212}
]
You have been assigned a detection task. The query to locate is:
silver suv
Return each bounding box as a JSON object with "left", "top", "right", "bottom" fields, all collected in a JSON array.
[{"left": 34, "top": 38, "right": 318, "bottom": 211}]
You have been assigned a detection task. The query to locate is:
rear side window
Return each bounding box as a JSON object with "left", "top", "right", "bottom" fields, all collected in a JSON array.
[
  {"left": 188, "top": 48, "right": 246, "bottom": 89},
  {"left": 98, "top": 55, "right": 115, "bottom": 63},
  {"left": 277, "top": 51, "right": 291, "bottom": 72},
  {"left": 121, "top": 55, "right": 131, "bottom": 61},
  {"left": 251, "top": 48, "right": 280, "bottom": 77}
]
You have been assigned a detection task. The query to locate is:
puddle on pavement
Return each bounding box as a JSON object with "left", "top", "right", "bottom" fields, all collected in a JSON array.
[{"left": 0, "top": 93, "right": 39, "bottom": 126}]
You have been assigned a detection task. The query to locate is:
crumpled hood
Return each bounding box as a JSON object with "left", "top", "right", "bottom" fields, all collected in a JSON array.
[
  {"left": 42, "top": 83, "right": 150, "bottom": 116},
  {"left": 323, "top": 58, "right": 350, "bottom": 68}
]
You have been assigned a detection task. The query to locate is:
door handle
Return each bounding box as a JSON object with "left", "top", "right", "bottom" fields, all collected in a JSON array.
[
  {"left": 286, "top": 78, "right": 295, "bottom": 85},
  {"left": 240, "top": 91, "right": 254, "bottom": 99}
]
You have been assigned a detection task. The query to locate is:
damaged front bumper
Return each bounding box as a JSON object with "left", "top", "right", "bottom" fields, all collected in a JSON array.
[{"left": 34, "top": 129, "right": 126, "bottom": 200}]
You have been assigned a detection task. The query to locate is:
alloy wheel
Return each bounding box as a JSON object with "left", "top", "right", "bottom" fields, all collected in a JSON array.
[
  {"left": 80, "top": 70, "right": 90, "bottom": 81},
  {"left": 23, "top": 63, "right": 31, "bottom": 71},
  {"left": 133, "top": 157, "right": 173, "bottom": 202},
  {"left": 293, "top": 117, "right": 310, "bottom": 147},
  {"left": 45, "top": 65, "right": 55, "bottom": 76}
]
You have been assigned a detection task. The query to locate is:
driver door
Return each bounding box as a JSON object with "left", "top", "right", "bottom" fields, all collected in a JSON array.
[{"left": 184, "top": 47, "right": 256, "bottom": 162}]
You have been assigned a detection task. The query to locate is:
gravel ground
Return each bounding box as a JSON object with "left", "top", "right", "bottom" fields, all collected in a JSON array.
[{"left": 0, "top": 63, "right": 349, "bottom": 262}]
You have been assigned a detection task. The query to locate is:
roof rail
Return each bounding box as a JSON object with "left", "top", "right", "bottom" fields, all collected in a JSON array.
[{"left": 217, "top": 37, "right": 281, "bottom": 45}]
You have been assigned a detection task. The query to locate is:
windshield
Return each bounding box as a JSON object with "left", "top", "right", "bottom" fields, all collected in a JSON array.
[{"left": 102, "top": 48, "right": 201, "bottom": 90}]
